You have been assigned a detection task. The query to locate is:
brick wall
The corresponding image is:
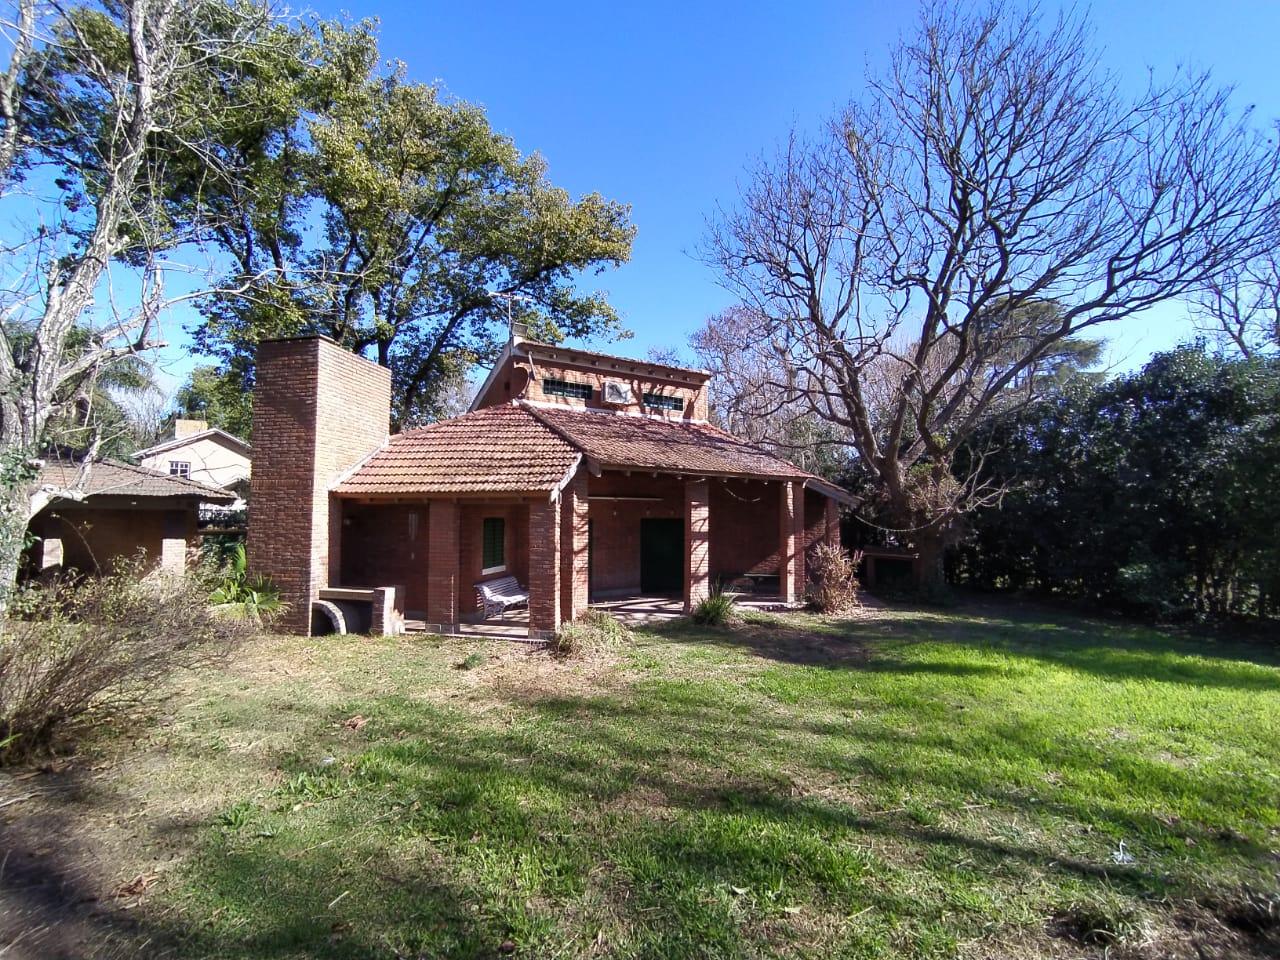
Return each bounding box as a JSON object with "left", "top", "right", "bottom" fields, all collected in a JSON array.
[
  {"left": 709, "top": 479, "right": 783, "bottom": 582},
  {"left": 528, "top": 496, "right": 560, "bottom": 636},
  {"left": 460, "top": 502, "right": 523, "bottom": 615},
  {"left": 684, "top": 479, "right": 711, "bottom": 611},
  {"left": 248, "top": 337, "right": 391, "bottom": 634},
  {"left": 425, "top": 499, "right": 460, "bottom": 628},
  {"left": 585, "top": 472, "right": 683, "bottom": 595},
  {"left": 779, "top": 481, "right": 806, "bottom": 603},
  {"left": 30, "top": 503, "right": 196, "bottom": 575},
  {"left": 475, "top": 353, "right": 710, "bottom": 421},
  {"left": 560, "top": 471, "right": 589, "bottom": 621},
  {"left": 339, "top": 502, "right": 428, "bottom": 613}
]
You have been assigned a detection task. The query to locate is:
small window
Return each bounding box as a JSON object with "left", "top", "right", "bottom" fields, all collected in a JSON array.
[
  {"left": 544, "top": 378, "right": 593, "bottom": 400},
  {"left": 482, "top": 517, "right": 505, "bottom": 572},
  {"left": 643, "top": 392, "right": 685, "bottom": 412},
  {"left": 169, "top": 461, "right": 191, "bottom": 478}
]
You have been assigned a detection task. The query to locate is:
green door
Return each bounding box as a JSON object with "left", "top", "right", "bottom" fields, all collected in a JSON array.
[{"left": 640, "top": 518, "right": 683, "bottom": 594}]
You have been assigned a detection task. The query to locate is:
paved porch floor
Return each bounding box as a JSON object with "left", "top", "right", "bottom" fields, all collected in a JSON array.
[{"left": 409, "top": 593, "right": 795, "bottom": 640}]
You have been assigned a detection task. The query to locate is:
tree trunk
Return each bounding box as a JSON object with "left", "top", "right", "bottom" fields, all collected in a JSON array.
[{"left": 913, "top": 531, "right": 949, "bottom": 593}]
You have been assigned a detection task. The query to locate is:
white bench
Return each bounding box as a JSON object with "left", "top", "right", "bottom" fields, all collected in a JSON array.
[{"left": 475, "top": 575, "right": 529, "bottom": 620}]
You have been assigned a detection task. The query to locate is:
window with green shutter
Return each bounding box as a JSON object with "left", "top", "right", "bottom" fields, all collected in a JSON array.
[{"left": 482, "top": 517, "right": 505, "bottom": 571}]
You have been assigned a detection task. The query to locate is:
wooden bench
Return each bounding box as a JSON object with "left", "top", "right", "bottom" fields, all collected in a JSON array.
[{"left": 475, "top": 575, "right": 529, "bottom": 620}]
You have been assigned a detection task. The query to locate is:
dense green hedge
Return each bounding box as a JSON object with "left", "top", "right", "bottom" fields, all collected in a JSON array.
[{"left": 950, "top": 346, "right": 1280, "bottom": 621}]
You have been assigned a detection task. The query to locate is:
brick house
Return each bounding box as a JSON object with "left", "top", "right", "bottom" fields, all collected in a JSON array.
[
  {"left": 248, "top": 329, "right": 852, "bottom": 638},
  {"left": 27, "top": 459, "right": 236, "bottom": 576}
]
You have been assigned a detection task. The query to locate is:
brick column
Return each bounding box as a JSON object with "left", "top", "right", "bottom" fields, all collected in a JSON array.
[
  {"left": 426, "top": 500, "right": 460, "bottom": 630},
  {"left": 824, "top": 497, "right": 841, "bottom": 549},
  {"left": 248, "top": 336, "right": 392, "bottom": 634},
  {"left": 371, "top": 586, "right": 404, "bottom": 636},
  {"left": 684, "top": 478, "right": 711, "bottom": 612},
  {"left": 560, "top": 471, "right": 590, "bottom": 623},
  {"left": 160, "top": 537, "right": 186, "bottom": 573},
  {"left": 780, "top": 480, "right": 805, "bottom": 604},
  {"left": 529, "top": 495, "right": 561, "bottom": 638}
]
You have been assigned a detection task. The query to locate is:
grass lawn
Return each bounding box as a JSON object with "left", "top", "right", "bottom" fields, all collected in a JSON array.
[{"left": 2, "top": 602, "right": 1278, "bottom": 959}]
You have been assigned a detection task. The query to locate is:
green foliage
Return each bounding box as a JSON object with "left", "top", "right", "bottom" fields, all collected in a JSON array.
[
  {"left": 174, "top": 363, "right": 253, "bottom": 440},
  {"left": 33, "top": 607, "right": 1280, "bottom": 958},
  {"left": 208, "top": 542, "right": 286, "bottom": 623},
  {"left": 176, "top": 16, "right": 635, "bottom": 427},
  {"left": 456, "top": 651, "right": 486, "bottom": 671},
  {"left": 953, "top": 346, "right": 1280, "bottom": 620},
  {"left": 690, "top": 589, "right": 739, "bottom": 626},
  {"left": 551, "top": 608, "right": 632, "bottom": 656}
]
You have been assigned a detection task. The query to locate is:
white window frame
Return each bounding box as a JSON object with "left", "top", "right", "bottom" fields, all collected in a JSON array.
[{"left": 169, "top": 460, "right": 191, "bottom": 478}]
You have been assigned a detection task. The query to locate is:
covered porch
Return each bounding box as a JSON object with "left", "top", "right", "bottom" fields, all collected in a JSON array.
[{"left": 326, "top": 467, "right": 842, "bottom": 641}]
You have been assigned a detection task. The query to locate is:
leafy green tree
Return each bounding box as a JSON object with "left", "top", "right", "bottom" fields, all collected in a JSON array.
[
  {"left": 954, "top": 346, "right": 1280, "bottom": 620},
  {"left": 184, "top": 18, "right": 635, "bottom": 427},
  {"left": 0, "top": 0, "right": 283, "bottom": 603},
  {"left": 173, "top": 363, "right": 254, "bottom": 440}
]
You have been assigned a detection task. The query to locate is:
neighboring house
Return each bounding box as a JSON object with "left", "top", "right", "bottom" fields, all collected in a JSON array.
[
  {"left": 26, "top": 459, "right": 236, "bottom": 577},
  {"left": 247, "top": 326, "right": 853, "bottom": 638},
  {"left": 135, "top": 419, "right": 251, "bottom": 506}
]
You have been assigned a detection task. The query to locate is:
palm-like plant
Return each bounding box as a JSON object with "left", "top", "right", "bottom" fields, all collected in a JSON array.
[{"left": 209, "top": 542, "right": 286, "bottom": 623}]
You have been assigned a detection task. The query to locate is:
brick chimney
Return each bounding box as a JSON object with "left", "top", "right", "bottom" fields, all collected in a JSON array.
[
  {"left": 173, "top": 418, "right": 208, "bottom": 438},
  {"left": 248, "top": 336, "right": 392, "bottom": 634}
]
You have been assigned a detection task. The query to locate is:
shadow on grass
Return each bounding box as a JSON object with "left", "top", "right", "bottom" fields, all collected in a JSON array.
[{"left": 649, "top": 602, "right": 1280, "bottom": 692}]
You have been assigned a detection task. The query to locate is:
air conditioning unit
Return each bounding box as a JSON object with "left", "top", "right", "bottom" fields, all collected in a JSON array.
[{"left": 602, "top": 380, "right": 633, "bottom": 405}]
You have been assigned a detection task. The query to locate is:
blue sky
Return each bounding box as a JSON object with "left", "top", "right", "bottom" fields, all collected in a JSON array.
[{"left": 109, "top": 1, "right": 1280, "bottom": 393}]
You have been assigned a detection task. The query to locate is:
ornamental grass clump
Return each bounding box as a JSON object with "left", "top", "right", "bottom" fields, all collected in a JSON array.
[
  {"left": 691, "top": 589, "right": 739, "bottom": 626},
  {"left": 0, "top": 561, "right": 251, "bottom": 764},
  {"left": 551, "top": 608, "right": 632, "bottom": 657},
  {"left": 807, "top": 544, "right": 862, "bottom": 614}
]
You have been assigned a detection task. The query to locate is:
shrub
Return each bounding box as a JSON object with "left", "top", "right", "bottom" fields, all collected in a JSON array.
[
  {"left": 208, "top": 542, "right": 287, "bottom": 624},
  {"left": 551, "top": 608, "right": 632, "bottom": 656},
  {"left": 0, "top": 564, "right": 251, "bottom": 763},
  {"left": 691, "top": 589, "right": 739, "bottom": 626},
  {"left": 807, "top": 544, "right": 862, "bottom": 614}
]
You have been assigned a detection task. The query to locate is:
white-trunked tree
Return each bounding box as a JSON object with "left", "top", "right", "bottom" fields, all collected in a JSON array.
[{"left": 0, "top": 0, "right": 282, "bottom": 605}]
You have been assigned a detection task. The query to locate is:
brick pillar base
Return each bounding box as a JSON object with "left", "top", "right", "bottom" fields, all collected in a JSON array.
[
  {"left": 560, "top": 471, "right": 589, "bottom": 622},
  {"left": 371, "top": 586, "right": 404, "bottom": 636},
  {"left": 684, "top": 478, "right": 710, "bottom": 613},
  {"left": 426, "top": 501, "right": 460, "bottom": 629},
  {"left": 780, "top": 481, "right": 805, "bottom": 604},
  {"left": 160, "top": 537, "right": 186, "bottom": 574},
  {"left": 529, "top": 496, "right": 561, "bottom": 637}
]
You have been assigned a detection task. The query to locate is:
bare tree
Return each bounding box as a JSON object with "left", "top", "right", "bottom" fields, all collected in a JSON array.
[
  {"left": 0, "top": 0, "right": 276, "bottom": 603},
  {"left": 706, "top": 1, "right": 1280, "bottom": 583},
  {"left": 1192, "top": 251, "right": 1280, "bottom": 357}
]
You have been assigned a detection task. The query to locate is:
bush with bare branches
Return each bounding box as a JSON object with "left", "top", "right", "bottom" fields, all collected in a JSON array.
[
  {"left": 0, "top": 563, "right": 250, "bottom": 763},
  {"left": 807, "top": 544, "right": 862, "bottom": 615}
]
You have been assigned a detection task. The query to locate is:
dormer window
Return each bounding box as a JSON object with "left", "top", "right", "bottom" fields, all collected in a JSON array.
[
  {"left": 544, "top": 378, "right": 593, "bottom": 400},
  {"left": 644, "top": 392, "right": 685, "bottom": 412}
]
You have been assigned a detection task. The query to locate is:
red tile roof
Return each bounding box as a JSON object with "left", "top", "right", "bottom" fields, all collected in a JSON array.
[
  {"left": 38, "top": 459, "right": 236, "bottom": 501},
  {"left": 335, "top": 402, "right": 852, "bottom": 503},
  {"left": 522, "top": 404, "right": 818, "bottom": 482},
  {"left": 333, "top": 405, "right": 580, "bottom": 495}
]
